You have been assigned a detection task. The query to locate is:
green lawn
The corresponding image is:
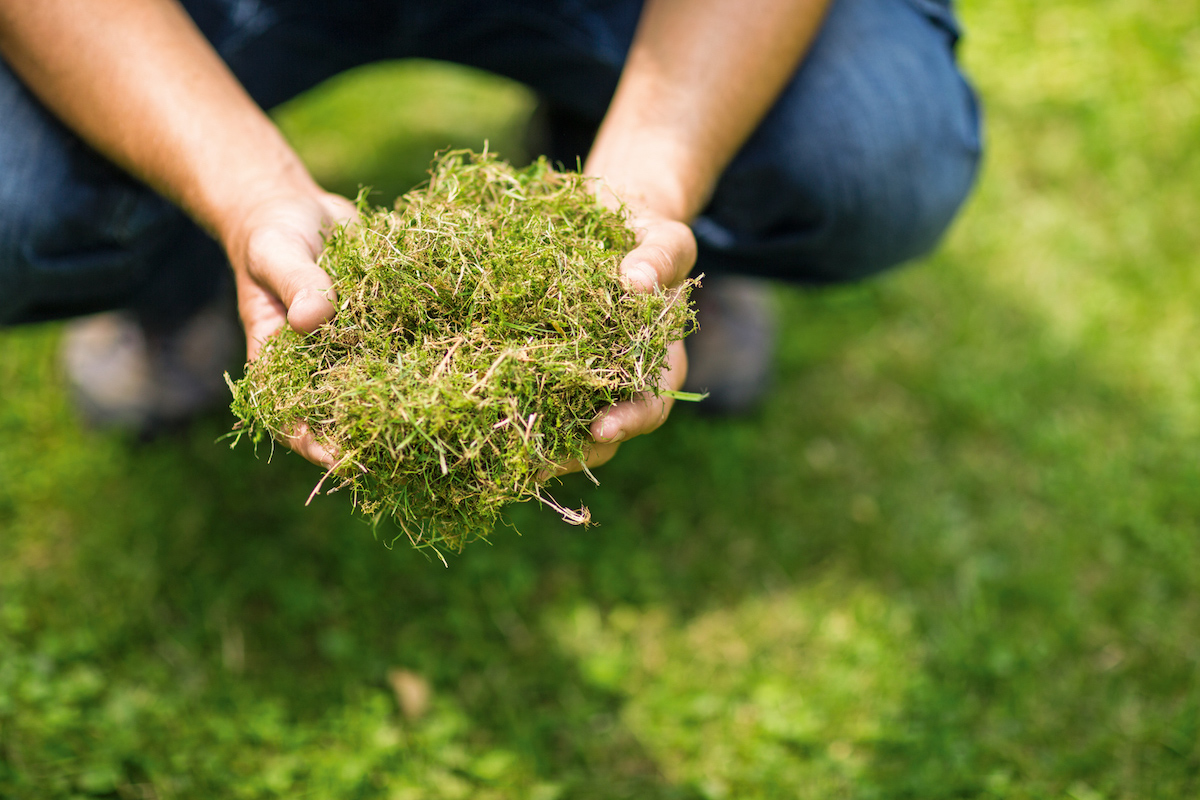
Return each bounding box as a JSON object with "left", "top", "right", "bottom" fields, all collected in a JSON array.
[{"left": 3, "top": 1, "right": 1200, "bottom": 797}]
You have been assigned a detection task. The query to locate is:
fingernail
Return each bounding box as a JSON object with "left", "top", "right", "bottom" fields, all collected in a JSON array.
[
  {"left": 598, "top": 424, "right": 625, "bottom": 443},
  {"left": 624, "top": 263, "right": 656, "bottom": 291}
]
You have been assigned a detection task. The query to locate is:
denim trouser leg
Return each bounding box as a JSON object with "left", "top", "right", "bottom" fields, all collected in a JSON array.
[
  {"left": 694, "top": 0, "right": 983, "bottom": 283},
  {"left": 422, "top": 0, "right": 982, "bottom": 285},
  {"left": 0, "top": 61, "right": 227, "bottom": 329},
  {"left": 0, "top": 0, "right": 392, "bottom": 328},
  {"left": 0, "top": 0, "right": 981, "bottom": 329}
]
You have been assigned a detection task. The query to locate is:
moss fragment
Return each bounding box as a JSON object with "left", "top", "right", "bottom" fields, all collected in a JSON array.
[{"left": 228, "top": 150, "right": 697, "bottom": 554}]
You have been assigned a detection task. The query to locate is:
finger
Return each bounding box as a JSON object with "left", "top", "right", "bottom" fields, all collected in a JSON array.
[
  {"left": 281, "top": 420, "right": 338, "bottom": 469},
  {"left": 591, "top": 339, "right": 688, "bottom": 443},
  {"left": 592, "top": 392, "right": 673, "bottom": 445},
  {"left": 583, "top": 440, "right": 621, "bottom": 470},
  {"left": 244, "top": 228, "right": 336, "bottom": 334},
  {"left": 231, "top": 277, "right": 336, "bottom": 467},
  {"left": 620, "top": 218, "right": 697, "bottom": 292},
  {"left": 541, "top": 440, "right": 622, "bottom": 480},
  {"left": 236, "top": 274, "right": 287, "bottom": 362},
  {"left": 322, "top": 192, "right": 358, "bottom": 227}
]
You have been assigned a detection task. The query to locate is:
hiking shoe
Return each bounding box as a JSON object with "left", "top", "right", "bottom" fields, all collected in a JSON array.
[
  {"left": 61, "top": 300, "right": 241, "bottom": 435},
  {"left": 682, "top": 275, "right": 777, "bottom": 415}
]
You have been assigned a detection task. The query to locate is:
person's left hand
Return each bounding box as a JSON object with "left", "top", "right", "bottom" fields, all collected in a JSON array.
[{"left": 549, "top": 209, "right": 698, "bottom": 477}]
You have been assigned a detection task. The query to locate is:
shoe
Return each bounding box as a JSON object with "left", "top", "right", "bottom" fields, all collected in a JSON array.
[
  {"left": 682, "top": 275, "right": 777, "bottom": 415},
  {"left": 61, "top": 300, "right": 241, "bottom": 435}
]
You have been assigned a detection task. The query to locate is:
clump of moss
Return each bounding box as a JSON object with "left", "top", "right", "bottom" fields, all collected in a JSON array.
[{"left": 228, "top": 150, "right": 697, "bottom": 555}]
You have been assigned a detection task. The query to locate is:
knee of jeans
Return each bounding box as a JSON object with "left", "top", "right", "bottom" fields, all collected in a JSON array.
[
  {"left": 702, "top": 68, "right": 982, "bottom": 285},
  {"left": 791, "top": 114, "right": 980, "bottom": 280},
  {"left": 0, "top": 162, "right": 186, "bottom": 324},
  {"left": 0, "top": 175, "right": 171, "bottom": 271},
  {"left": 823, "top": 133, "right": 980, "bottom": 280},
  {"left": 700, "top": 135, "right": 980, "bottom": 285}
]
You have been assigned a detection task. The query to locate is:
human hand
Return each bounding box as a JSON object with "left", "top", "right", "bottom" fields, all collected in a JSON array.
[
  {"left": 222, "top": 188, "right": 356, "bottom": 468},
  {"left": 552, "top": 208, "right": 698, "bottom": 477},
  {"left": 220, "top": 175, "right": 698, "bottom": 479}
]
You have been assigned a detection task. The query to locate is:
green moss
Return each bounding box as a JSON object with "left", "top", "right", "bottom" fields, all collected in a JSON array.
[{"left": 229, "top": 150, "right": 696, "bottom": 554}]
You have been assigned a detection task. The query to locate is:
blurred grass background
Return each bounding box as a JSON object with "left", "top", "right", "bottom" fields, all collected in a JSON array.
[{"left": 3, "top": 0, "right": 1200, "bottom": 797}]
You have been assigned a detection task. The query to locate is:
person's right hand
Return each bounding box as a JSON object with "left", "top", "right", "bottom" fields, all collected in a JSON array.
[{"left": 221, "top": 188, "right": 356, "bottom": 468}]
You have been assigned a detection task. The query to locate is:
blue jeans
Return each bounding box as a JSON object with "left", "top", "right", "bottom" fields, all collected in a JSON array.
[{"left": 0, "top": 0, "right": 981, "bottom": 328}]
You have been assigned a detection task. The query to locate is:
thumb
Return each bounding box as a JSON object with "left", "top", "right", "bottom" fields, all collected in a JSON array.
[
  {"left": 244, "top": 227, "right": 337, "bottom": 334},
  {"left": 620, "top": 216, "right": 697, "bottom": 293}
]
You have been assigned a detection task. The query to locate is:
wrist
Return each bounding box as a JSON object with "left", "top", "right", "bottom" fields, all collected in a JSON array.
[
  {"left": 584, "top": 133, "right": 711, "bottom": 223},
  {"left": 190, "top": 133, "right": 322, "bottom": 251}
]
